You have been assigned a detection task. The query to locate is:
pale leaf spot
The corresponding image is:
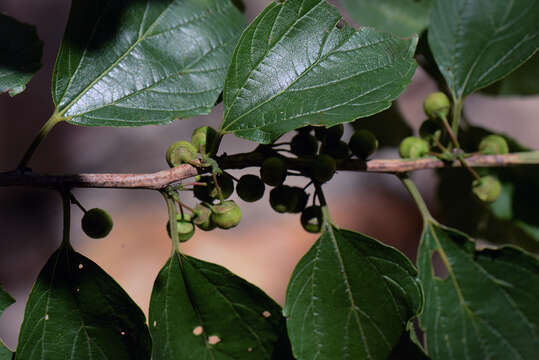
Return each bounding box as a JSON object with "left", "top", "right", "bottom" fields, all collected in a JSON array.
[
  {"left": 208, "top": 335, "right": 221, "bottom": 345},
  {"left": 193, "top": 326, "right": 203, "bottom": 336},
  {"left": 44, "top": 314, "right": 49, "bottom": 320},
  {"left": 78, "top": 264, "right": 84, "bottom": 270},
  {"left": 153, "top": 321, "right": 157, "bottom": 327},
  {"left": 262, "top": 310, "right": 271, "bottom": 318}
]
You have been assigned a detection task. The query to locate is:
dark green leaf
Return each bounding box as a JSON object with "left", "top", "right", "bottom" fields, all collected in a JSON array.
[
  {"left": 53, "top": 0, "right": 246, "bottom": 126},
  {"left": 0, "top": 14, "right": 43, "bottom": 96},
  {"left": 0, "top": 286, "right": 15, "bottom": 358},
  {"left": 340, "top": 0, "right": 432, "bottom": 37},
  {"left": 149, "top": 254, "right": 284, "bottom": 359},
  {"left": 284, "top": 226, "right": 422, "bottom": 360},
  {"left": 428, "top": 0, "right": 539, "bottom": 99},
  {"left": 16, "top": 244, "right": 151, "bottom": 360},
  {"left": 220, "top": 0, "right": 418, "bottom": 144},
  {"left": 418, "top": 221, "right": 539, "bottom": 359},
  {"left": 482, "top": 52, "right": 539, "bottom": 96}
]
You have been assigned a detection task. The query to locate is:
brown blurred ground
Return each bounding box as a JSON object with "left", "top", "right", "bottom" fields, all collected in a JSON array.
[{"left": 1, "top": 0, "right": 538, "bottom": 350}]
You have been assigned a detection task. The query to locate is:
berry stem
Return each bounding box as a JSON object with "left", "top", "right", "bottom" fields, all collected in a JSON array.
[
  {"left": 162, "top": 192, "right": 182, "bottom": 254},
  {"left": 451, "top": 97, "right": 463, "bottom": 139},
  {"left": 212, "top": 172, "right": 225, "bottom": 202},
  {"left": 457, "top": 153, "right": 481, "bottom": 181},
  {"left": 399, "top": 175, "right": 433, "bottom": 223},
  {"left": 69, "top": 192, "right": 87, "bottom": 213},
  {"left": 440, "top": 113, "right": 460, "bottom": 149}
]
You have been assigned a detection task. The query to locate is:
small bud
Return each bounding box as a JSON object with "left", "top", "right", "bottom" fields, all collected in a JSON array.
[{"left": 423, "top": 92, "right": 450, "bottom": 119}]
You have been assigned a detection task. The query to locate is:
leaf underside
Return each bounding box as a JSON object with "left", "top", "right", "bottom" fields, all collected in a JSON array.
[
  {"left": 220, "top": 0, "right": 418, "bottom": 144},
  {"left": 52, "top": 0, "right": 246, "bottom": 126}
]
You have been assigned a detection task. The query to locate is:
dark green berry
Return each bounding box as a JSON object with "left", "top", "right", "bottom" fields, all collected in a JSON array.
[
  {"left": 399, "top": 136, "right": 430, "bottom": 159},
  {"left": 208, "top": 174, "right": 234, "bottom": 200},
  {"left": 309, "top": 154, "right": 336, "bottom": 183},
  {"left": 260, "top": 157, "right": 287, "bottom": 186},
  {"left": 167, "top": 213, "right": 195, "bottom": 242},
  {"left": 269, "top": 186, "right": 295, "bottom": 213},
  {"left": 236, "top": 174, "right": 265, "bottom": 202},
  {"left": 349, "top": 130, "right": 378, "bottom": 159},
  {"left": 288, "top": 187, "right": 308, "bottom": 214},
  {"left": 192, "top": 203, "right": 216, "bottom": 231},
  {"left": 321, "top": 140, "right": 349, "bottom": 160},
  {"left": 193, "top": 176, "right": 214, "bottom": 203},
  {"left": 301, "top": 206, "right": 323, "bottom": 233},
  {"left": 478, "top": 135, "right": 509, "bottom": 155},
  {"left": 81, "top": 208, "right": 113, "bottom": 239},
  {"left": 211, "top": 200, "right": 242, "bottom": 229},
  {"left": 419, "top": 119, "right": 443, "bottom": 141},
  {"left": 472, "top": 176, "right": 502, "bottom": 203},
  {"left": 423, "top": 92, "right": 450, "bottom": 119},
  {"left": 290, "top": 133, "right": 318, "bottom": 157},
  {"left": 192, "top": 126, "right": 218, "bottom": 154},
  {"left": 166, "top": 141, "right": 197, "bottom": 167},
  {"left": 315, "top": 124, "right": 343, "bottom": 142}
]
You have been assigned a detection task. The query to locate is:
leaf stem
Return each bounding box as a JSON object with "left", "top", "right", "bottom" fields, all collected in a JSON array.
[
  {"left": 163, "top": 192, "right": 181, "bottom": 254},
  {"left": 399, "top": 175, "right": 433, "bottom": 223},
  {"left": 60, "top": 190, "right": 71, "bottom": 247},
  {"left": 451, "top": 97, "right": 463, "bottom": 139}
]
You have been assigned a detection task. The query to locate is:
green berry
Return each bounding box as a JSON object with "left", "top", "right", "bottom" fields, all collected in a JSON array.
[
  {"left": 166, "top": 141, "right": 197, "bottom": 167},
  {"left": 81, "top": 208, "right": 113, "bottom": 239},
  {"left": 472, "top": 176, "right": 502, "bottom": 203},
  {"left": 321, "top": 140, "right": 350, "bottom": 160},
  {"left": 269, "top": 186, "right": 294, "bottom": 213},
  {"left": 208, "top": 174, "right": 234, "bottom": 200},
  {"left": 211, "top": 200, "right": 242, "bottom": 229},
  {"left": 309, "top": 154, "right": 336, "bottom": 183},
  {"left": 478, "top": 135, "right": 509, "bottom": 155},
  {"left": 192, "top": 203, "right": 216, "bottom": 231},
  {"left": 349, "top": 130, "right": 378, "bottom": 159},
  {"left": 288, "top": 187, "right": 308, "bottom": 214},
  {"left": 399, "top": 136, "right": 430, "bottom": 159},
  {"left": 260, "top": 157, "right": 287, "bottom": 186},
  {"left": 301, "top": 206, "right": 323, "bottom": 233},
  {"left": 423, "top": 92, "right": 450, "bottom": 119},
  {"left": 167, "top": 213, "right": 195, "bottom": 242},
  {"left": 193, "top": 176, "right": 213, "bottom": 203},
  {"left": 419, "top": 119, "right": 443, "bottom": 141},
  {"left": 315, "top": 124, "right": 344, "bottom": 142},
  {"left": 236, "top": 175, "right": 265, "bottom": 202},
  {"left": 290, "top": 133, "right": 318, "bottom": 157},
  {"left": 192, "top": 126, "right": 218, "bottom": 154}
]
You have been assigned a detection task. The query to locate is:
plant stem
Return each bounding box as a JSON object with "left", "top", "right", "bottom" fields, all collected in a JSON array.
[
  {"left": 399, "top": 175, "right": 433, "bottom": 223},
  {"left": 451, "top": 97, "right": 463, "bottom": 139},
  {"left": 18, "top": 112, "right": 65, "bottom": 169},
  {"left": 163, "top": 192, "right": 181, "bottom": 254},
  {"left": 440, "top": 114, "right": 460, "bottom": 149},
  {"left": 69, "top": 192, "right": 87, "bottom": 213},
  {"left": 212, "top": 172, "right": 224, "bottom": 202},
  {"left": 60, "top": 190, "right": 71, "bottom": 247}
]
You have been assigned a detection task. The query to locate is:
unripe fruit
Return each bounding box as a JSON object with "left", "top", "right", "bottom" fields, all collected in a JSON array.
[
  {"left": 309, "top": 154, "right": 336, "bottom": 183},
  {"left": 193, "top": 176, "right": 213, "bottom": 203},
  {"left": 290, "top": 133, "right": 318, "bottom": 157},
  {"left": 81, "top": 208, "right": 113, "bottom": 239},
  {"left": 269, "top": 186, "right": 294, "bottom": 213},
  {"left": 423, "top": 92, "right": 450, "bottom": 119},
  {"left": 192, "top": 126, "right": 218, "bottom": 154},
  {"left": 192, "top": 203, "right": 216, "bottom": 231},
  {"left": 321, "top": 140, "right": 349, "bottom": 160},
  {"left": 166, "top": 141, "right": 197, "bottom": 167},
  {"left": 349, "top": 130, "right": 378, "bottom": 159},
  {"left": 472, "top": 176, "right": 502, "bottom": 203},
  {"left": 260, "top": 157, "right": 287, "bottom": 186},
  {"left": 419, "top": 119, "right": 443, "bottom": 140},
  {"left": 236, "top": 174, "right": 265, "bottom": 202},
  {"left": 315, "top": 124, "right": 344, "bottom": 142},
  {"left": 208, "top": 175, "right": 234, "bottom": 200},
  {"left": 167, "top": 213, "right": 195, "bottom": 242},
  {"left": 288, "top": 187, "right": 308, "bottom": 214},
  {"left": 399, "top": 136, "right": 430, "bottom": 159},
  {"left": 478, "top": 135, "right": 509, "bottom": 155},
  {"left": 301, "top": 206, "right": 323, "bottom": 233},
  {"left": 211, "top": 200, "right": 242, "bottom": 229}
]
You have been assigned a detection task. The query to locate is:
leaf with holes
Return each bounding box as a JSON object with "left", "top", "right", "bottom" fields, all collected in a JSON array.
[
  {"left": 220, "top": 0, "right": 418, "bottom": 144},
  {"left": 0, "top": 286, "right": 15, "bottom": 359},
  {"left": 428, "top": 0, "right": 539, "bottom": 100},
  {"left": 149, "top": 253, "right": 285, "bottom": 360},
  {"left": 418, "top": 221, "right": 539, "bottom": 359},
  {"left": 15, "top": 244, "right": 151, "bottom": 360},
  {"left": 0, "top": 14, "right": 43, "bottom": 96},
  {"left": 340, "top": 0, "right": 432, "bottom": 37},
  {"left": 52, "top": 0, "right": 246, "bottom": 126},
  {"left": 284, "top": 226, "right": 423, "bottom": 360}
]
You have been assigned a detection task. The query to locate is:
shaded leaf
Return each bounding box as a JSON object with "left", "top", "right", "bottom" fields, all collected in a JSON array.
[
  {"left": 388, "top": 330, "right": 429, "bottom": 360},
  {"left": 220, "top": 0, "right": 418, "bottom": 144},
  {"left": 340, "top": 0, "right": 432, "bottom": 37},
  {"left": 16, "top": 244, "right": 151, "bottom": 360},
  {"left": 149, "top": 254, "right": 284, "bottom": 360},
  {"left": 0, "top": 14, "right": 43, "bottom": 96},
  {"left": 482, "top": 52, "right": 539, "bottom": 96},
  {"left": 0, "top": 286, "right": 15, "bottom": 359},
  {"left": 284, "top": 226, "right": 422, "bottom": 360},
  {"left": 418, "top": 221, "right": 539, "bottom": 359},
  {"left": 52, "top": 0, "right": 246, "bottom": 126},
  {"left": 428, "top": 0, "right": 539, "bottom": 99}
]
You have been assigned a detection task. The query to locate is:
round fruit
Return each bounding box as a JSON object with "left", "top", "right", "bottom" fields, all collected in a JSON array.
[
  {"left": 193, "top": 176, "right": 213, "bottom": 203},
  {"left": 166, "top": 141, "right": 197, "bottom": 167},
  {"left": 211, "top": 200, "right": 242, "bottom": 229},
  {"left": 288, "top": 187, "right": 308, "bottom": 213},
  {"left": 192, "top": 126, "right": 218, "bottom": 154},
  {"left": 315, "top": 124, "right": 343, "bottom": 142},
  {"left": 419, "top": 119, "right": 443, "bottom": 141},
  {"left": 321, "top": 140, "right": 349, "bottom": 160},
  {"left": 301, "top": 206, "right": 323, "bottom": 233},
  {"left": 472, "top": 176, "right": 502, "bottom": 203},
  {"left": 290, "top": 133, "right": 318, "bottom": 157},
  {"left": 309, "top": 154, "right": 336, "bottom": 183},
  {"left": 423, "top": 92, "right": 451, "bottom": 119},
  {"left": 167, "top": 213, "right": 195, "bottom": 242},
  {"left": 81, "top": 208, "right": 113, "bottom": 239},
  {"left": 192, "top": 203, "right": 216, "bottom": 231},
  {"left": 269, "top": 186, "right": 295, "bottom": 213},
  {"left": 208, "top": 175, "right": 234, "bottom": 200},
  {"left": 236, "top": 174, "right": 265, "bottom": 202},
  {"left": 260, "top": 157, "right": 287, "bottom": 186},
  {"left": 349, "top": 130, "right": 378, "bottom": 159},
  {"left": 478, "top": 135, "right": 509, "bottom": 155},
  {"left": 399, "top": 136, "right": 430, "bottom": 159}
]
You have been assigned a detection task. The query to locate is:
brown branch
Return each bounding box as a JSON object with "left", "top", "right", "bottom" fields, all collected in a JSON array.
[{"left": 0, "top": 151, "right": 537, "bottom": 190}]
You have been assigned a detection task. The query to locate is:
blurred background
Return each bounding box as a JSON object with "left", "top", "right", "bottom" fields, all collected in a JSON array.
[{"left": 1, "top": 0, "right": 538, "bottom": 349}]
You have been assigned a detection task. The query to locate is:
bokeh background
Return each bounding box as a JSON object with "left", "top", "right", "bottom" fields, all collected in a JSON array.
[{"left": 1, "top": 0, "right": 538, "bottom": 349}]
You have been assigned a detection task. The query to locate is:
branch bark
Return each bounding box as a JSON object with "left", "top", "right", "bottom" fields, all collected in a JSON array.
[{"left": 1, "top": 151, "right": 537, "bottom": 190}]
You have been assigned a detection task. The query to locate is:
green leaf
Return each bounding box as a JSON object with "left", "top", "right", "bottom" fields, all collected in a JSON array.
[
  {"left": 340, "top": 0, "right": 432, "bottom": 37},
  {"left": 149, "top": 254, "right": 285, "bottom": 360},
  {"left": 52, "top": 0, "right": 246, "bottom": 126},
  {"left": 0, "top": 14, "right": 43, "bottom": 96},
  {"left": 284, "top": 226, "right": 422, "bottom": 360},
  {"left": 388, "top": 331, "right": 429, "bottom": 360},
  {"left": 428, "top": 0, "right": 539, "bottom": 99},
  {"left": 220, "top": 0, "right": 418, "bottom": 144},
  {"left": 418, "top": 221, "right": 539, "bottom": 359},
  {"left": 0, "top": 286, "right": 15, "bottom": 359},
  {"left": 482, "top": 52, "right": 539, "bottom": 96},
  {"left": 16, "top": 244, "right": 151, "bottom": 360}
]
